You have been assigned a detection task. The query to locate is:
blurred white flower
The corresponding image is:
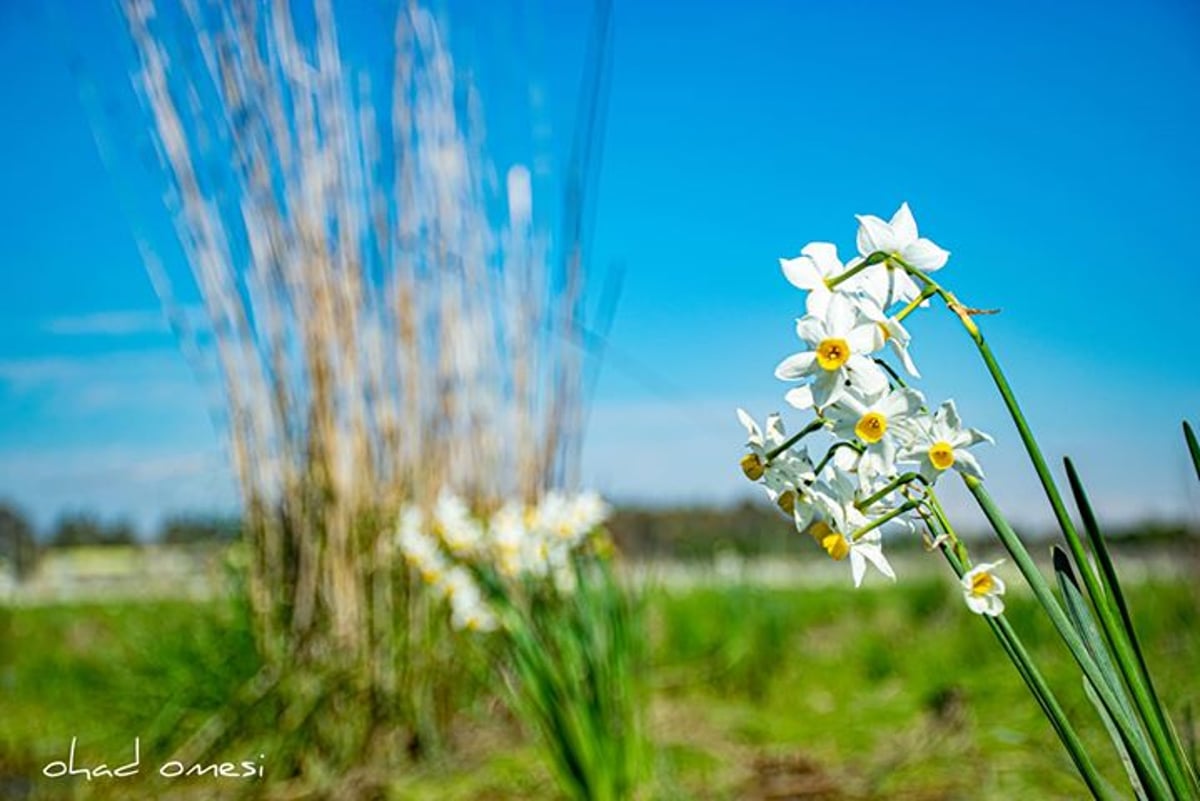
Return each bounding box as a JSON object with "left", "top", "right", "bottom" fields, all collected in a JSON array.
[
  {"left": 397, "top": 506, "right": 449, "bottom": 585},
  {"left": 434, "top": 491, "right": 485, "bottom": 557}
]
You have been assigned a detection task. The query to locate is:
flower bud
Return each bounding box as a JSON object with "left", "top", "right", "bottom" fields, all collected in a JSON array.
[{"left": 740, "top": 453, "right": 765, "bottom": 481}]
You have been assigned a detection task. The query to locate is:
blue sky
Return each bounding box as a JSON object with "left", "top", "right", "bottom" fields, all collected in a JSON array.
[{"left": 2, "top": 0, "right": 1199, "bottom": 535}]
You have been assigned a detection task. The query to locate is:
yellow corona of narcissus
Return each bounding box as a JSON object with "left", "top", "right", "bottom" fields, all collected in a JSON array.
[
  {"left": 825, "top": 386, "right": 925, "bottom": 487},
  {"left": 900, "top": 400, "right": 993, "bottom": 484}
]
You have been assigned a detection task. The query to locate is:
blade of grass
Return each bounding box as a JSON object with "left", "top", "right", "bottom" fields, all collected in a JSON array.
[
  {"left": 963, "top": 474, "right": 1172, "bottom": 800},
  {"left": 1054, "top": 547, "right": 1168, "bottom": 796},
  {"left": 1185, "top": 422, "right": 1200, "bottom": 482},
  {"left": 1066, "top": 458, "right": 1200, "bottom": 794},
  {"left": 1086, "top": 678, "right": 1150, "bottom": 801}
]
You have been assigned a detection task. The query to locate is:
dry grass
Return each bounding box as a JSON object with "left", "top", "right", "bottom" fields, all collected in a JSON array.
[{"left": 118, "top": 0, "right": 609, "bottom": 778}]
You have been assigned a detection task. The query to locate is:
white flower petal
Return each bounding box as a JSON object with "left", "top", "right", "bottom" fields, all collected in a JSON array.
[
  {"left": 857, "top": 265, "right": 890, "bottom": 308},
  {"left": 894, "top": 341, "right": 921, "bottom": 378},
  {"left": 846, "top": 323, "right": 884, "bottom": 354},
  {"left": 785, "top": 385, "right": 815, "bottom": 410},
  {"left": 856, "top": 213, "right": 898, "bottom": 256},
  {"left": 765, "top": 413, "right": 787, "bottom": 444},
  {"left": 859, "top": 540, "right": 896, "bottom": 581},
  {"left": 781, "top": 255, "right": 824, "bottom": 291},
  {"left": 827, "top": 294, "right": 857, "bottom": 337},
  {"left": 938, "top": 400, "right": 963, "bottom": 432},
  {"left": 850, "top": 547, "right": 867, "bottom": 587},
  {"left": 800, "top": 241, "right": 843, "bottom": 276},
  {"left": 890, "top": 202, "right": 918, "bottom": 244},
  {"left": 736, "top": 408, "right": 761, "bottom": 442},
  {"left": 902, "top": 238, "right": 950, "bottom": 272},
  {"left": 879, "top": 387, "right": 923, "bottom": 418},
  {"left": 804, "top": 285, "right": 833, "bottom": 317},
  {"left": 775, "top": 351, "right": 817, "bottom": 379},
  {"left": 846, "top": 355, "right": 889, "bottom": 396},
  {"left": 811, "top": 371, "right": 841, "bottom": 409},
  {"left": 890, "top": 269, "right": 925, "bottom": 305},
  {"left": 795, "top": 316, "right": 827, "bottom": 345},
  {"left": 953, "top": 449, "right": 986, "bottom": 480}
]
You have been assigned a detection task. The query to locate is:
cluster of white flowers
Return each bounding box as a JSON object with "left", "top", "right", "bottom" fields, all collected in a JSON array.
[
  {"left": 740, "top": 203, "right": 1002, "bottom": 612},
  {"left": 396, "top": 490, "right": 611, "bottom": 631}
]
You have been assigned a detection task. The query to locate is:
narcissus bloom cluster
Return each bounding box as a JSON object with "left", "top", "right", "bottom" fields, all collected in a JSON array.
[
  {"left": 738, "top": 203, "right": 1001, "bottom": 614},
  {"left": 396, "top": 490, "right": 611, "bottom": 631}
]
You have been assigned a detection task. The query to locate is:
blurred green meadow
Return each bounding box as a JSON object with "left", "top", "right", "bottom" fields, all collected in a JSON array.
[{"left": 2, "top": 549, "right": 1198, "bottom": 800}]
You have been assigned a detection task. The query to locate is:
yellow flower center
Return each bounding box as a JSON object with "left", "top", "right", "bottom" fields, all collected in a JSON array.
[
  {"left": 855, "top": 412, "right": 888, "bottom": 444},
  {"left": 740, "top": 453, "right": 765, "bottom": 481},
  {"left": 929, "top": 441, "right": 956, "bottom": 471},
  {"left": 816, "top": 338, "right": 851, "bottom": 371},
  {"left": 776, "top": 490, "right": 796, "bottom": 515},
  {"left": 821, "top": 531, "right": 850, "bottom": 561},
  {"left": 970, "top": 571, "right": 995, "bottom": 597},
  {"left": 806, "top": 520, "right": 832, "bottom": 542},
  {"left": 876, "top": 322, "right": 891, "bottom": 343}
]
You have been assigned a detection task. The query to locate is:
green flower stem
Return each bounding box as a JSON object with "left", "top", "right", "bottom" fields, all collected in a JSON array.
[
  {"left": 855, "top": 471, "right": 924, "bottom": 512},
  {"left": 921, "top": 485, "right": 968, "bottom": 565},
  {"left": 894, "top": 283, "right": 939, "bottom": 322},
  {"left": 873, "top": 358, "right": 910, "bottom": 389},
  {"left": 825, "top": 251, "right": 887, "bottom": 289},
  {"left": 963, "top": 474, "right": 1173, "bottom": 800},
  {"left": 897, "top": 259, "right": 1195, "bottom": 799},
  {"left": 924, "top": 491, "right": 1115, "bottom": 801},
  {"left": 849, "top": 500, "right": 920, "bottom": 541},
  {"left": 812, "top": 441, "right": 862, "bottom": 476},
  {"left": 765, "top": 418, "right": 827, "bottom": 462}
]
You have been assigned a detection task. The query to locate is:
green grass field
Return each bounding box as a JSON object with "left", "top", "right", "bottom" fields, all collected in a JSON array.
[{"left": 2, "top": 571, "right": 1197, "bottom": 799}]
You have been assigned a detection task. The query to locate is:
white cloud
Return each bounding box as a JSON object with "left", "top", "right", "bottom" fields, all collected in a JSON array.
[
  {"left": 42, "top": 310, "right": 170, "bottom": 336},
  {"left": 0, "top": 445, "right": 238, "bottom": 535},
  {"left": 0, "top": 349, "right": 215, "bottom": 416}
]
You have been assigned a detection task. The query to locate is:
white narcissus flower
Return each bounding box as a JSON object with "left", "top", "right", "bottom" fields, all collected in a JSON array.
[
  {"left": 805, "top": 473, "right": 897, "bottom": 587},
  {"left": 736, "top": 408, "right": 816, "bottom": 515},
  {"left": 781, "top": 242, "right": 865, "bottom": 315},
  {"left": 962, "top": 561, "right": 1006, "bottom": 616},
  {"left": 855, "top": 202, "right": 950, "bottom": 308},
  {"left": 775, "top": 294, "right": 888, "bottom": 410},
  {"left": 804, "top": 289, "right": 920, "bottom": 378},
  {"left": 736, "top": 408, "right": 789, "bottom": 479},
  {"left": 900, "top": 400, "right": 993, "bottom": 484},
  {"left": 808, "top": 519, "right": 896, "bottom": 588},
  {"left": 825, "top": 386, "right": 925, "bottom": 490}
]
